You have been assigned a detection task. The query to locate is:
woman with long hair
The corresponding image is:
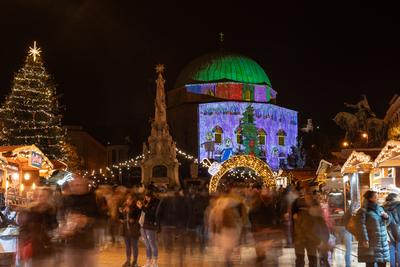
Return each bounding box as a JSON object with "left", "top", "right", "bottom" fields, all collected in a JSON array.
[{"left": 119, "top": 194, "right": 141, "bottom": 267}]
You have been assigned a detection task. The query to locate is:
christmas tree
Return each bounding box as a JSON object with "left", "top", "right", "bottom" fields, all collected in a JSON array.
[
  {"left": 0, "top": 41, "right": 66, "bottom": 159},
  {"left": 239, "top": 105, "right": 260, "bottom": 157}
]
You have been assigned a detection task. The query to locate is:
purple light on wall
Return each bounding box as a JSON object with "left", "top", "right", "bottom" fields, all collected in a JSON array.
[
  {"left": 254, "top": 85, "right": 267, "bottom": 102},
  {"left": 198, "top": 102, "right": 298, "bottom": 170}
]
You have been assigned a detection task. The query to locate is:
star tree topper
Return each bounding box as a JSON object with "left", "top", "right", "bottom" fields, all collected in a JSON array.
[{"left": 29, "top": 41, "right": 42, "bottom": 62}]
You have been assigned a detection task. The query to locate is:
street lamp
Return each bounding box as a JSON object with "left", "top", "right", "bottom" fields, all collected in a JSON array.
[
  {"left": 362, "top": 132, "right": 369, "bottom": 147},
  {"left": 342, "top": 141, "right": 349, "bottom": 148}
]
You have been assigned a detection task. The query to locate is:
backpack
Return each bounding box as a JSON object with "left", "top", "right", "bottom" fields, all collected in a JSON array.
[{"left": 345, "top": 208, "right": 364, "bottom": 240}]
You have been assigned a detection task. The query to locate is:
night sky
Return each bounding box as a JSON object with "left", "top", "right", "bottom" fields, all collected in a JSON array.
[{"left": 1, "top": 1, "right": 399, "bottom": 151}]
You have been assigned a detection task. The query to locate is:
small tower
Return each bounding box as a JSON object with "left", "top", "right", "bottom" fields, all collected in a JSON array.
[{"left": 140, "top": 65, "right": 180, "bottom": 188}]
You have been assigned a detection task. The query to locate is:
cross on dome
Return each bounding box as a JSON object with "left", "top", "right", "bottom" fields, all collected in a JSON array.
[{"left": 155, "top": 64, "right": 165, "bottom": 74}]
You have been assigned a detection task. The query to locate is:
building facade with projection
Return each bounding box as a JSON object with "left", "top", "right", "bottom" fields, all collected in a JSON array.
[{"left": 167, "top": 52, "right": 298, "bottom": 170}]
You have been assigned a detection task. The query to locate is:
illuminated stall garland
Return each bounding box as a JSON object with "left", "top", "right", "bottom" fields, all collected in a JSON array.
[
  {"left": 374, "top": 140, "right": 400, "bottom": 165},
  {"left": 341, "top": 151, "right": 372, "bottom": 174},
  {"left": 208, "top": 155, "right": 275, "bottom": 193}
]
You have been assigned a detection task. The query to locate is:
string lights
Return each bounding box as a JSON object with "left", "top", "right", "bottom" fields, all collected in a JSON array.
[
  {"left": 374, "top": 140, "right": 400, "bottom": 165},
  {"left": 341, "top": 151, "right": 372, "bottom": 174}
]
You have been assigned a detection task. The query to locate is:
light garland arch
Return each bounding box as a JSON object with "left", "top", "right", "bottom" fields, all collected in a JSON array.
[{"left": 208, "top": 155, "right": 276, "bottom": 193}]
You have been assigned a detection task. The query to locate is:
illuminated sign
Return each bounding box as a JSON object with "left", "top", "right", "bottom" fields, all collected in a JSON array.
[
  {"left": 30, "top": 151, "right": 43, "bottom": 168},
  {"left": 208, "top": 162, "right": 222, "bottom": 176}
]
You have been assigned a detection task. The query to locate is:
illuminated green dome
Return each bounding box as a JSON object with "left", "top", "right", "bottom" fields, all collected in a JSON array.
[{"left": 175, "top": 52, "right": 271, "bottom": 87}]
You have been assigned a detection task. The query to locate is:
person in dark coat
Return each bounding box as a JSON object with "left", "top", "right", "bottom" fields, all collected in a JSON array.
[
  {"left": 119, "top": 194, "right": 141, "bottom": 267},
  {"left": 358, "top": 190, "right": 391, "bottom": 267},
  {"left": 384, "top": 192, "right": 400, "bottom": 267},
  {"left": 137, "top": 192, "right": 160, "bottom": 267},
  {"left": 248, "top": 189, "right": 282, "bottom": 267},
  {"left": 292, "top": 191, "right": 319, "bottom": 267}
]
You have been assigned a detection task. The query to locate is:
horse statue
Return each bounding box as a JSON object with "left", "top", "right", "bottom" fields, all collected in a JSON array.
[
  {"left": 366, "top": 117, "right": 387, "bottom": 146},
  {"left": 333, "top": 112, "right": 359, "bottom": 140}
]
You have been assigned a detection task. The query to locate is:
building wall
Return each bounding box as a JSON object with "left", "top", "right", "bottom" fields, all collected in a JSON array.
[
  {"left": 107, "top": 145, "right": 129, "bottom": 166},
  {"left": 66, "top": 126, "right": 107, "bottom": 171},
  {"left": 385, "top": 95, "right": 400, "bottom": 140},
  {"left": 167, "top": 103, "right": 198, "bottom": 157}
]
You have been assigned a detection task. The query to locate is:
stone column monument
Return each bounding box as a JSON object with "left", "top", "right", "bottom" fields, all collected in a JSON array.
[{"left": 140, "top": 64, "right": 180, "bottom": 188}]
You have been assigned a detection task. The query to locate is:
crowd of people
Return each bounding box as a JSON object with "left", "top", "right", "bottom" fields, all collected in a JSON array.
[{"left": 5, "top": 175, "right": 400, "bottom": 267}]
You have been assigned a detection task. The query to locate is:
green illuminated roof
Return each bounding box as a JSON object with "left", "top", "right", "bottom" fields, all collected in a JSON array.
[{"left": 175, "top": 52, "right": 271, "bottom": 87}]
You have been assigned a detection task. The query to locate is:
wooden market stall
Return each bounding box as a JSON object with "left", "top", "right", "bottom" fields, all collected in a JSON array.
[
  {"left": 373, "top": 140, "right": 400, "bottom": 190},
  {"left": 0, "top": 145, "right": 53, "bottom": 200},
  {"left": 341, "top": 150, "right": 375, "bottom": 209}
]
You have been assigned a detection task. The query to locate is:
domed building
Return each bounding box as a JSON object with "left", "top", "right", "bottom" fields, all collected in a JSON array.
[{"left": 167, "top": 51, "right": 298, "bottom": 170}]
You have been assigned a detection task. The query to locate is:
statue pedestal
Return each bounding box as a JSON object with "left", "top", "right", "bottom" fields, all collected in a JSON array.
[{"left": 140, "top": 157, "right": 180, "bottom": 188}]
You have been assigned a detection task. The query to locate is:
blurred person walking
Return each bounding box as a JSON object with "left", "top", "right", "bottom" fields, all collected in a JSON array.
[
  {"left": 58, "top": 175, "right": 99, "bottom": 267},
  {"left": 17, "top": 187, "right": 57, "bottom": 267},
  {"left": 358, "top": 190, "right": 390, "bottom": 267},
  {"left": 248, "top": 187, "right": 282, "bottom": 267},
  {"left": 137, "top": 192, "right": 160, "bottom": 267},
  {"left": 119, "top": 194, "right": 141, "bottom": 267},
  {"left": 208, "top": 192, "right": 247, "bottom": 267},
  {"left": 292, "top": 190, "right": 319, "bottom": 267},
  {"left": 342, "top": 202, "right": 358, "bottom": 267},
  {"left": 384, "top": 192, "right": 400, "bottom": 267}
]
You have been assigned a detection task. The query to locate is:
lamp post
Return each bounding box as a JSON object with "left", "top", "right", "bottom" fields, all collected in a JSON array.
[{"left": 362, "top": 132, "right": 369, "bottom": 147}]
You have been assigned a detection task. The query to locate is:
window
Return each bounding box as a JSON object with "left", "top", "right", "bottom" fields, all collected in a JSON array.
[
  {"left": 258, "top": 128, "right": 266, "bottom": 145},
  {"left": 277, "top": 129, "right": 287, "bottom": 146},
  {"left": 235, "top": 127, "right": 243, "bottom": 144},
  {"left": 213, "top": 125, "right": 223, "bottom": 144}
]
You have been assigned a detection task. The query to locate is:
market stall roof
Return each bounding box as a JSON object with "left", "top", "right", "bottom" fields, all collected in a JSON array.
[
  {"left": 51, "top": 159, "right": 67, "bottom": 170},
  {"left": 0, "top": 145, "right": 53, "bottom": 169},
  {"left": 332, "top": 148, "right": 381, "bottom": 164},
  {"left": 374, "top": 140, "right": 400, "bottom": 167},
  {"left": 341, "top": 150, "right": 375, "bottom": 174}
]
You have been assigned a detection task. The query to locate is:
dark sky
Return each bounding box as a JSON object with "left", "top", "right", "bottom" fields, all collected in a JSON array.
[{"left": 0, "top": 1, "right": 399, "bottom": 150}]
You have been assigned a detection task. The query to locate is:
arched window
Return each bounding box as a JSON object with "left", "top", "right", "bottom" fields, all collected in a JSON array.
[
  {"left": 277, "top": 129, "right": 287, "bottom": 146},
  {"left": 235, "top": 127, "right": 243, "bottom": 144},
  {"left": 257, "top": 128, "right": 267, "bottom": 145},
  {"left": 213, "top": 125, "right": 223, "bottom": 144},
  {"left": 152, "top": 165, "right": 167, "bottom": 177}
]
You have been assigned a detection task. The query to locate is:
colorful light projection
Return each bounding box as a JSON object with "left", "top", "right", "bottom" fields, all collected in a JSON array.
[
  {"left": 186, "top": 83, "right": 277, "bottom": 103},
  {"left": 199, "top": 102, "right": 298, "bottom": 170}
]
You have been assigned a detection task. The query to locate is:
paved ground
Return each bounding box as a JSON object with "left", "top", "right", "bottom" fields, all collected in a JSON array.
[{"left": 95, "top": 241, "right": 365, "bottom": 267}]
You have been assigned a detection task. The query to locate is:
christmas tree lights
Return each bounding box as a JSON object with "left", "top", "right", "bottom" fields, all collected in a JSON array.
[{"left": 0, "top": 42, "right": 66, "bottom": 160}]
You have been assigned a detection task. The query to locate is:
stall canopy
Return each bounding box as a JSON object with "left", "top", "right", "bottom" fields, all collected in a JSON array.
[
  {"left": 0, "top": 145, "right": 53, "bottom": 173},
  {"left": 375, "top": 140, "right": 400, "bottom": 168},
  {"left": 341, "top": 151, "right": 374, "bottom": 174}
]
